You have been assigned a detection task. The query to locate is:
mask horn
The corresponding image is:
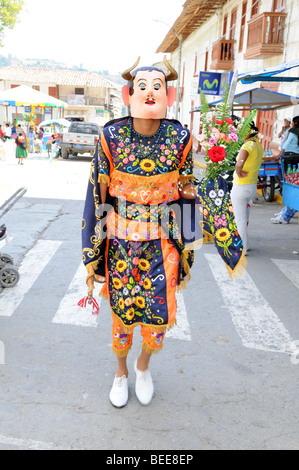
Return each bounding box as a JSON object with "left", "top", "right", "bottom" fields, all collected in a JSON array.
[
  {"left": 122, "top": 57, "right": 141, "bottom": 81},
  {"left": 164, "top": 55, "right": 178, "bottom": 82}
]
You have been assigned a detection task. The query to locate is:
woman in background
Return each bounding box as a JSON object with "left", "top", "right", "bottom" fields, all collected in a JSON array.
[
  {"left": 231, "top": 123, "right": 264, "bottom": 255},
  {"left": 15, "top": 133, "right": 28, "bottom": 165}
]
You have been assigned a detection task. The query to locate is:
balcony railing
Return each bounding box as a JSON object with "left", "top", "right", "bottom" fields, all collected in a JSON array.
[
  {"left": 244, "top": 12, "right": 287, "bottom": 59},
  {"left": 210, "top": 39, "right": 235, "bottom": 70}
]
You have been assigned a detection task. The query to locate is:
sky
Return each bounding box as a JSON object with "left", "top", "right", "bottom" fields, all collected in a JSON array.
[{"left": 2, "top": 0, "right": 185, "bottom": 75}]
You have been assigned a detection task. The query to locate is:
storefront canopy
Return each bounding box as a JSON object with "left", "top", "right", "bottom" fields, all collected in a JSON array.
[
  {"left": 38, "top": 118, "right": 71, "bottom": 128},
  {"left": 192, "top": 87, "right": 299, "bottom": 112},
  {"left": 0, "top": 85, "right": 67, "bottom": 108},
  {"left": 238, "top": 59, "right": 299, "bottom": 84}
]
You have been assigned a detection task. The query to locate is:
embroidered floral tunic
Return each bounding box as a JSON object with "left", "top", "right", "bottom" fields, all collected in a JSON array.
[{"left": 82, "top": 117, "right": 194, "bottom": 332}]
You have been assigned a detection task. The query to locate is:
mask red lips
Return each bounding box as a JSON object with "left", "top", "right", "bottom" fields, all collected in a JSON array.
[{"left": 145, "top": 99, "right": 155, "bottom": 105}]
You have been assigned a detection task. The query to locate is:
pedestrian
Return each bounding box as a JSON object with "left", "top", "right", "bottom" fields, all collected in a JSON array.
[
  {"left": 0, "top": 125, "right": 4, "bottom": 140},
  {"left": 278, "top": 117, "right": 292, "bottom": 149},
  {"left": 15, "top": 132, "right": 28, "bottom": 165},
  {"left": 271, "top": 116, "right": 299, "bottom": 224},
  {"left": 16, "top": 124, "right": 25, "bottom": 137},
  {"left": 36, "top": 127, "right": 44, "bottom": 153},
  {"left": 4, "top": 123, "right": 11, "bottom": 141},
  {"left": 38, "top": 127, "right": 44, "bottom": 140},
  {"left": 0, "top": 138, "right": 5, "bottom": 162},
  {"left": 231, "top": 122, "right": 264, "bottom": 255},
  {"left": 27, "top": 126, "right": 35, "bottom": 154},
  {"left": 49, "top": 133, "right": 59, "bottom": 162},
  {"left": 81, "top": 57, "right": 196, "bottom": 408},
  {"left": 11, "top": 120, "right": 17, "bottom": 139}
]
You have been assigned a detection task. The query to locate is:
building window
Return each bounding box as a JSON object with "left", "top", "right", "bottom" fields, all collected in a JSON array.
[
  {"left": 32, "top": 85, "right": 40, "bottom": 91},
  {"left": 223, "top": 14, "right": 228, "bottom": 37},
  {"left": 204, "top": 50, "right": 209, "bottom": 71},
  {"left": 75, "top": 88, "right": 84, "bottom": 95},
  {"left": 251, "top": 0, "right": 259, "bottom": 17},
  {"left": 272, "top": 0, "right": 286, "bottom": 12},
  {"left": 230, "top": 8, "right": 237, "bottom": 40},
  {"left": 239, "top": 1, "right": 248, "bottom": 51}
]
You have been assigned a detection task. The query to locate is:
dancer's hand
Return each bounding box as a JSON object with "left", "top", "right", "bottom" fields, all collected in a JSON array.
[{"left": 179, "top": 183, "right": 197, "bottom": 199}]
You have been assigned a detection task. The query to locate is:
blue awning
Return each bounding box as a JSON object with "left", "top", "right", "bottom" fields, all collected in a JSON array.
[
  {"left": 191, "top": 87, "right": 299, "bottom": 112},
  {"left": 238, "top": 59, "right": 299, "bottom": 84}
]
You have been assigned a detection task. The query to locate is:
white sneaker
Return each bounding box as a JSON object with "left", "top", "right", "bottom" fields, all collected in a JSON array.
[
  {"left": 109, "top": 375, "right": 128, "bottom": 408},
  {"left": 134, "top": 359, "right": 154, "bottom": 405},
  {"left": 271, "top": 215, "right": 289, "bottom": 224}
]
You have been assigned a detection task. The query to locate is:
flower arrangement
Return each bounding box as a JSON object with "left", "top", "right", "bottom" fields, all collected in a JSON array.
[{"left": 196, "top": 84, "right": 257, "bottom": 181}]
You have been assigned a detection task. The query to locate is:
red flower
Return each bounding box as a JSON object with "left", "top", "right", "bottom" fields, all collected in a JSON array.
[
  {"left": 132, "top": 268, "right": 138, "bottom": 277},
  {"left": 208, "top": 146, "right": 226, "bottom": 163},
  {"left": 216, "top": 120, "right": 224, "bottom": 125},
  {"left": 226, "top": 118, "right": 234, "bottom": 125},
  {"left": 122, "top": 276, "right": 128, "bottom": 284}
]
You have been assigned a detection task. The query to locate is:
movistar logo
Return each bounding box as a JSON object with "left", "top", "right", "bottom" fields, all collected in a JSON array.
[{"left": 203, "top": 78, "right": 219, "bottom": 90}]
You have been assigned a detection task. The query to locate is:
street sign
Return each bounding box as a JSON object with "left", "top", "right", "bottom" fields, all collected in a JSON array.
[{"left": 198, "top": 72, "right": 221, "bottom": 95}]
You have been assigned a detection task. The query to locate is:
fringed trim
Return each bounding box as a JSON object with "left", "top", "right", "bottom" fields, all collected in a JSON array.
[
  {"left": 141, "top": 340, "right": 163, "bottom": 356},
  {"left": 178, "top": 174, "right": 195, "bottom": 185},
  {"left": 98, "top": 174, "right": 110, "bottom": 186},
  {"left": 99, "top": 282, "right": 109, "bottom": 300},
  {"left": 177, "top": 280, "right": 187, "bottom": 292},
  {"left": 111, "top": 311, "right": 177, "bottom": 335},
  {"left": 112, "top": 344, "right": 132, "bottom": 358},
  {"left": 202, "top": 229, "right": 214, "bottom": 245},
  {"left": 185, "top": 239, "right": 204, "bottom": 251},
  {"left": 225, "top": 252, "right": 247, "bottom": 280},
  {"left": 181, "top": 250, "right": 192, "bottom": 281}
]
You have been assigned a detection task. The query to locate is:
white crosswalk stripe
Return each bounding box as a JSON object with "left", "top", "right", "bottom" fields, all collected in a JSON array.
[
  {"left": 205, "top": 253, "right": 295, "bottom": 355},
  {"left": 52, "top": 263, "right": 98, "bottom": 328},
  {"left": 167, "top": 292, "right": 191, "bottom": 341},
  {"left": 1, "top": 240, "right": 298, "bottom": 351},
  {"left": 0, "top": 240, "right": 61, "bottom": 317},
  {"left": 272, "top": 258, "right": 299, "bottom": 290},
  {"left": 52, "top": 260, "right": 191, "bottom": 339}
]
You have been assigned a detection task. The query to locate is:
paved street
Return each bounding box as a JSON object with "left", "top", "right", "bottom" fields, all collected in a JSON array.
[{"left": 0, "top": 153, "right": 298, "bottom": 450}]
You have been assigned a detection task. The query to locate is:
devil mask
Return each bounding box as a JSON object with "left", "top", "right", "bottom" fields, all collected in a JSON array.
[{"left": 122, "top": 56, "right": 178, "bottom": 119}]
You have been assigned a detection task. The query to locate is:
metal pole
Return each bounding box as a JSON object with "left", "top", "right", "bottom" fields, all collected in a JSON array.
[
  {"left": 175, "top": 35, "right": 182, "bottom": 120},
  {"left": 153, "top": 20, "right": 182, "bottom": 120}
]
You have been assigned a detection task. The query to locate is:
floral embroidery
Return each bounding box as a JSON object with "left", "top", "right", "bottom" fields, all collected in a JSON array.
[
  {"left": 108, "top": 239, "right": 167, "bottom": 328},
  {"left": 101, "top": 118, "right": 193, "bottom": 178}
]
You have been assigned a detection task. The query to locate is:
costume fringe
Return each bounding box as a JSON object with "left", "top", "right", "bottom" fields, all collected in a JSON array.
[
  {"left": 177, "top": 280, "right": 187, "bottom": 292},
  {"left": 178, "top": 174, "right": 195, "bottom": 185},
  {"left": 112, "top": 344, "right": 132, "bottom": 358},
  {"left": 202, "top": 229, "right": 214, "bottom": 244},
  {"left": 181, "top": 250, "right": 192, "bottom": 281},
  {"left": 99, "top": 282, "right": 109, "bottom": 300},
  {"left": 225, "top": 252, "right": 247, "bottom": 280},
  {"left": 141, "top": 340, "right": 163, "bottom": 356},
  {"left": 111, "top": 311, "right": 177, "bottom": 335},
  {"left": 98, "top": 174, "right": 110, "bottom": 186}
]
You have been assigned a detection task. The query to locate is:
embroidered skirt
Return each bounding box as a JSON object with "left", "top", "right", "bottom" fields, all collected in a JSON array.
[{"left": 105, "top": 236, "right": 180, "bottom": 332}]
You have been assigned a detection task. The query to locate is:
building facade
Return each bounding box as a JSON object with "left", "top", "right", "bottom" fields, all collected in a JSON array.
[
  {"left": 157, "top": 0, "right": 299, "bottom": 150},
  {"left": 0, "top": 67, "right": 122, "bottom": 126}
]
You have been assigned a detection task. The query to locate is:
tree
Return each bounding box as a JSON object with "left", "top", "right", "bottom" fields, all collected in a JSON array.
[{"left": 0, "top": 0, "right": 24, "bottom": 47}]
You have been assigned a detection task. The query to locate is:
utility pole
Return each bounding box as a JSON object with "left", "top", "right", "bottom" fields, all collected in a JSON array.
[{"left": 154, "top": 20, "right": 182, "bottom": 120}]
